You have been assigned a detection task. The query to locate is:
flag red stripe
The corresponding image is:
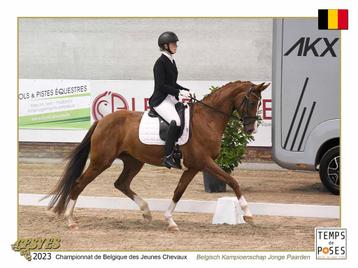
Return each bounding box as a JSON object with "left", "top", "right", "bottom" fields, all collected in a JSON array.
[{"left": 338, "top": 9, "right": 348, "bottom": 29}]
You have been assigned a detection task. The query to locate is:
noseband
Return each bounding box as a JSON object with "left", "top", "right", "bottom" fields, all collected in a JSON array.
[{"left": 237, "top": 88, "right": 262, "bottom": 126}]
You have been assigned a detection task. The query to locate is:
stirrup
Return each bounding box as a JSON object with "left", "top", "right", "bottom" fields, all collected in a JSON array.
[{"left": 162, "top": 153, "right": 182, "bottom": 169}]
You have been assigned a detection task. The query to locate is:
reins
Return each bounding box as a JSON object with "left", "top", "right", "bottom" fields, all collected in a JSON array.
[
  {"left": 186, "top": 87, "right": 261, "bottom": 125},
  {"left": 188, "top": 95, "right": 241, "bottom": 121}
]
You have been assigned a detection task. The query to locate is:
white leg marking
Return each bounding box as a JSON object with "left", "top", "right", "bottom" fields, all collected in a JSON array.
[
  {"left": 65, "top": 199, "right": 77, "bottom": 228},
  {"left": 238, "top": 196, "right": 252, "bottom": 217},
  {"left": 164, "top": 201, "right": 178, "bottom": 229},
  {"left": 133, "top": 195, "right": 151, "bottom": 221},
  {"left": 64, "top": 199, "right": 77, "bottom": 218}
]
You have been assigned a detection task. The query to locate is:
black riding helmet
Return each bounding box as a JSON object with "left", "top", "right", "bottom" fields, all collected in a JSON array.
[{"left": 158, "top": 31, "right": 179, "bottom": 54}]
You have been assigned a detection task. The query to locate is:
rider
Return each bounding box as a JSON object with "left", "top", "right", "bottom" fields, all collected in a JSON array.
[{"left": 149, "top": 31, "right": 193, "bottom": 169}]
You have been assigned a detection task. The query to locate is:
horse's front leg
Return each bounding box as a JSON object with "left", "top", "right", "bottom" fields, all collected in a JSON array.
[
  {"left": 165, "top": 168, "right": 199, "bottom": 231},
  {"left": 203, "top": 158, "right": 253, "bottom": 223}
]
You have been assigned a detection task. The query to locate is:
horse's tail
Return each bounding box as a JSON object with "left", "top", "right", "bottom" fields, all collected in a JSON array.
[{"left": 45, "top": 121, "right": 99, "bottom": 215}]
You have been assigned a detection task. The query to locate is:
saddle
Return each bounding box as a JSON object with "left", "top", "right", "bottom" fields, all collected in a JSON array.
[
  {"left": 148, "top": 102, "right": 187, "bottom": 141},
  {"left": 138, "top": 103, "right": 191, "bottom": 147}
]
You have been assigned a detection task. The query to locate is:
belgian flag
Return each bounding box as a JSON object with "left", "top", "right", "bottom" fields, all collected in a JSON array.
[{"left": 318, "top": 9, "right": 348, "bottom": 30}]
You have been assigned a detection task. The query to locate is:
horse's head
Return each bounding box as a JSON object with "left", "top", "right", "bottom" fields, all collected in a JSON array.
[{"left": 234, "top": 82, "right": 270, "bottom": 134}]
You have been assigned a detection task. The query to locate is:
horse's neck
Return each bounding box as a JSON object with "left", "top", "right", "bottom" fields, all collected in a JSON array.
[{"left": 198, "top": 88, "right": 236, "bottom": 135}]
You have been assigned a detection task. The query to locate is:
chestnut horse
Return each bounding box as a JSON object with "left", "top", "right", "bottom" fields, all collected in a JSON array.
[{"left": 47, "top": 80, "right": 269, "bottom": 231}]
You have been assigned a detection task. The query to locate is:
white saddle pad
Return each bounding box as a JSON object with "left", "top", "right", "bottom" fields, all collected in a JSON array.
[{"left": 139, "top": 106, "right": 190, "bottom": 145}]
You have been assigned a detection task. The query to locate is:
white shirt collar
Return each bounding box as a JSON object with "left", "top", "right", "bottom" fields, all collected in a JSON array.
[{"left": 162, "top": 51, "right": 174, "bottom": 63}]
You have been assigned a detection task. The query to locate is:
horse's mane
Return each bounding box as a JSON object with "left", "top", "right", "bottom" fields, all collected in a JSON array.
[{"left": 201, "top": 80, "right": 251, "bottom": 101}]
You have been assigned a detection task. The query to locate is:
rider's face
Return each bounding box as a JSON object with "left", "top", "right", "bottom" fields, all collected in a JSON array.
[{"left": 166, "top": 42, "right": 177, "bottom": 54}]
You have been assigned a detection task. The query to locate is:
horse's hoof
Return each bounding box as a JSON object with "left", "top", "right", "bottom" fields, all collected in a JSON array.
[
  {"left": 46, "top": 208, "right": 56, "bottom": 216},
  {"left": 167, "top": 225, "right": 180, "bottom": 232},
  {"left": 243, "top": 216, "right": 254, "bottom": 224},
  {"left": 143, "top": 213, "right": 152, "bottom": 223},
  {"left": 68, "top": 223, "right": 79, "bottom": 230}
]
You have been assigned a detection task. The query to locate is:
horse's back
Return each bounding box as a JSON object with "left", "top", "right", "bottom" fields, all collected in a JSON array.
[{"left": 105, "top": 110, "right": 144, "bottom": 122}]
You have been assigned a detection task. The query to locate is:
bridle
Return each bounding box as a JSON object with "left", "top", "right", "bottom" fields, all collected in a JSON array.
[
  {"left": 187, "top": 87, "right": 261, "bottom": 126},
  {"left": 237, "top": 88, "right": 262, "bottom": 126}
]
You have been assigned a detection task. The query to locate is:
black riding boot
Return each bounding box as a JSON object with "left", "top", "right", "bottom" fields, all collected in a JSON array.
[{"left": 162, "top": 120, "right": 181, "bottom": 169}]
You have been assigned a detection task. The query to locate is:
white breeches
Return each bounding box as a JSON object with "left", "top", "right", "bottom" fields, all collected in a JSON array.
[{"left": 153, "top": 95, "right": 181, "bottom": 126}]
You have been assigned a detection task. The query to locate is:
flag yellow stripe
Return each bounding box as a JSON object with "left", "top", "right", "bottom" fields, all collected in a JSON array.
[{"left": 328, "top": 9, "right": 338, "bottom": 29}]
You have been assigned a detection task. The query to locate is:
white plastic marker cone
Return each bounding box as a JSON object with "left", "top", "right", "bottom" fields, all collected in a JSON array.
[{"left": 212, "top": 197, "right": 246, "bottom": 224}]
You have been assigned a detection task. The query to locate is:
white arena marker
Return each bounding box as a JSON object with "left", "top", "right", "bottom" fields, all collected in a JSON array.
[{"left": 212, "top": 197, "right": 246, "bottom": 225}]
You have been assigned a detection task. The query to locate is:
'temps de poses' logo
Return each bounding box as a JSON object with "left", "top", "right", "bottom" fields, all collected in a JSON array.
[
  {"left": 315, "top": 228, "right": 347, "bottom": 259},
  {"left": 92, "top": 91, "right": 129, "bottom": 120}
]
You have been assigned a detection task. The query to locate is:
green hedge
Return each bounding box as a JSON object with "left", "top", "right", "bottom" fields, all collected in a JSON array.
[{"left": 208, "top": 86, "right": 258, "bottom": 173}]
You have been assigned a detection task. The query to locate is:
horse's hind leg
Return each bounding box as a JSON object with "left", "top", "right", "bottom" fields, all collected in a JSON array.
[
  {"left": 114, "top": 155, "right": 150, "bottom": 222},
  {"left": 65, "top": 160, "right": 113, "bottom": 229}
]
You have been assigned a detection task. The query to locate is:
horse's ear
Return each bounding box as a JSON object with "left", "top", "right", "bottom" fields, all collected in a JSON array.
[{"left": 256, "top": 82, "right": 270, "bottom": 92}]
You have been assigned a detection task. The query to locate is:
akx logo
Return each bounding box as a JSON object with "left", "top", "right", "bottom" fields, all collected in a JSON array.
[{"left": 284, "top": 37, "right": 339, "bottom": 57}]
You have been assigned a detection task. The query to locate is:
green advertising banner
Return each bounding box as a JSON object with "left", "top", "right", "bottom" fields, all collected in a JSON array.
[{"left": 19, "top": 80, "right": 91, "bottom": 129}]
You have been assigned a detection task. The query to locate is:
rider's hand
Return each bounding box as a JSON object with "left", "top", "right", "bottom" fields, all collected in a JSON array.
[{"left": 179, "top": 90, "right": 192, "bottom": 99}]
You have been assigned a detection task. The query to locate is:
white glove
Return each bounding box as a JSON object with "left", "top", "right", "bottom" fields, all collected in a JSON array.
[{"left": 179, "top": 90, "right": 194, "bottom": 99}]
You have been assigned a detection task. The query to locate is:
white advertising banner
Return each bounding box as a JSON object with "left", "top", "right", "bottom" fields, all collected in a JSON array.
[
  {"left": 90, "top": 80, "right": 272, "bottom": 146},
  {"left": 19, "top": 79, "right": 271, "bottom": 146}
]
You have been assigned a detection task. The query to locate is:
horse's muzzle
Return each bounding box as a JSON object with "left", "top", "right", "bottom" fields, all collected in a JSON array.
[{"left": 245, "top": 127, "right": 255, "bottom": 134}]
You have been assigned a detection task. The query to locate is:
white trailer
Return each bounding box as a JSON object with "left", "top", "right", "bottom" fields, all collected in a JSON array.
[{"left": 272, "top": 18, "right": 340, "bottom": 194}]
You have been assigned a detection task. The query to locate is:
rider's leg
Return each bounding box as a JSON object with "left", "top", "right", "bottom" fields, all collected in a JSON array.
[
  {"left": 162, "top": 120, "right": 181, "bottom": 169},
  {"left": 152, "top": 95, "right": 181, "bottom": 126},
  {"left": 152, "top": 95, "right": 181, "bottom": 169}
]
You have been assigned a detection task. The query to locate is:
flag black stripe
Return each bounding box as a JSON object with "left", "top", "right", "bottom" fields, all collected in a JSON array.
[{"left": 318, "top": 9, "right": 328, "bottom": 29}]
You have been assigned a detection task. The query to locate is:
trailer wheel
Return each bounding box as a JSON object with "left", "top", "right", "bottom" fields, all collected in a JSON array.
[{"left": 319, "top": 146, "right": 340, "bottom": 195}]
